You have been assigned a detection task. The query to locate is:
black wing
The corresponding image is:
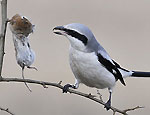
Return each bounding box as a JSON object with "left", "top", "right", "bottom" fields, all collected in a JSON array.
[
  {"left": 112, "top": 60, "right": 129, "bottom": 72},
  {"left": 27, "top": 42, "right": 30, "bottom": 48},
  {"left": 97, "top": 53, "right": 126, "bottom": 86}
]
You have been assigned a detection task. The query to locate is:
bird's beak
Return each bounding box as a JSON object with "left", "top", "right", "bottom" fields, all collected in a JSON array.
[{"left": 53, "top": 26, "right": 66, "bottom": 35}]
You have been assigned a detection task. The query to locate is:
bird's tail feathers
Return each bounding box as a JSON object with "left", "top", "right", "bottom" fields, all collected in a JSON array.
[
  {"left": 118, "top": 69, "right": 132, "bottom": 78},
  {"left": 131, "top": 71, "right": 150, "bottom": 77}
]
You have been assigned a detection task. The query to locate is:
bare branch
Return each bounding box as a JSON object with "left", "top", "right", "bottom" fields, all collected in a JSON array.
[
  {"left": 0, "top": 106, "right": 14, "bottom": 115},
  {"left": 0, "top": 77, "right": 143, "bottom": 115},
  {"left": 123, "top": 106, "right": 144, "bottom": 114},
  {"left": 0, "top": 0, "right": 8, "bottom": 76}
]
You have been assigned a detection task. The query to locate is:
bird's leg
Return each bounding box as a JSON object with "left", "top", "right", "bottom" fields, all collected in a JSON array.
[
  {"left": 27, "top": 66, "right": 38, "bottom": 71},
  {"left": 22, "top": 66, "right": 32, "bottom": 92},
  {"left": 63, "top": 79, "right": 79, "bottom": 93},
  {"left": 104, "top": 89, "right": 112, "bottom": 110}
]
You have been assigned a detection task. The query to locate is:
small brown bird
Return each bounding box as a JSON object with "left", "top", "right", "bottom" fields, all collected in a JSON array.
[{"left": 9, "top": 14, "right": 37, "bottom": 92}]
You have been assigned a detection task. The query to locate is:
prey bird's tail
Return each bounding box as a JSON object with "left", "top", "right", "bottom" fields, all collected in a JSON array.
[{"left": 131, "top": 71, "right": 150, "bottom": 77}]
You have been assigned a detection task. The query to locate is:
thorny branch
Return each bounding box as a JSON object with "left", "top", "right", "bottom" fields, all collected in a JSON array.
[
  {"left": 0, "top": 0, "right": 8, "bottom": 76},
  {"left": 0, "top": 77, "right": 144, "bottom": 115},
  {"left": 0, "top": 106, "right": 14, "bottom": 115}
]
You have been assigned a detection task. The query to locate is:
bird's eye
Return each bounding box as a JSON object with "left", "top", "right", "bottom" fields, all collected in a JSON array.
[
  {"left": 21, "top": 16, "right": 26, "bottom": 20},
  {"left": 21, "top": 16, "right": 29, "bottom": 25}
]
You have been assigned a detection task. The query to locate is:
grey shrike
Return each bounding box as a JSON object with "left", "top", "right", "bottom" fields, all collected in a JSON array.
[
  {"left": 53, "top": 23, "right": 150, "bottom": 110},
  {"left": 9, "top": 14, "right": 37, "bottom": 92}
]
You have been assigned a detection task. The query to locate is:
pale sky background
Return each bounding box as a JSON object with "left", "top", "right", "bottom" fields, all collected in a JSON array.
[{"left": 0, "top": 0, "right": 150, "bottom": 115}]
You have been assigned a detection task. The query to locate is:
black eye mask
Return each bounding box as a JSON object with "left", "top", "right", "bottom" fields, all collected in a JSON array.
[
  {"left": 64, "top": 29, "right": 88, "bottom": 45},
  {"left": 54, "top": 26, "right": 88, "bottom": 45}
]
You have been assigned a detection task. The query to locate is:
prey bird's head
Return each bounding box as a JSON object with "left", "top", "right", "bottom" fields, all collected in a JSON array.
[
  {"left": 9, "top": 14, "right": 35, "bottom": 37},
  {"left": 53, "top": 23, "right": 99, "bottom": 52}
]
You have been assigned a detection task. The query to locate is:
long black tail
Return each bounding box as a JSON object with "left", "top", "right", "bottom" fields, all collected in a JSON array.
[{"left": 131, "top": 71, "right": 150, "bottom": 77}]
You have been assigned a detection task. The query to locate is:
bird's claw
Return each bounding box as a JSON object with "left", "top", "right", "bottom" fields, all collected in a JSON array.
[
  {"left": 63, "top": 84, "right": 74, "bottom": 93},
  {"left": 104, "top": 101, "right": 111, "bottom": 111},
  {"left": 27, "top": 66, "right": 38, "bottom": 71}
]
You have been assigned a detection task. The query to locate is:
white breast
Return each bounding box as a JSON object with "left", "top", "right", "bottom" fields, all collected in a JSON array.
[{"left": 69, "top": 46, "right": 116, "bottom": 89}]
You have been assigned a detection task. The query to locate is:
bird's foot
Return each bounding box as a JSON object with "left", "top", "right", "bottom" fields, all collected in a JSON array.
[
  {"left": 104, "top": 100, "right": 111, "bottom": 111},
  {"left": 63, "top": 84, "right": 75, "bottom": 93},
  {"left": 27, "top": 66, "right": 38, "bottom": 71}
]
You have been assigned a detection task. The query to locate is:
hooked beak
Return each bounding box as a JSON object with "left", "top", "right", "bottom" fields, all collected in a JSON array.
[{"left": 53, "top": 26, "right": 66, "bottom": 35}]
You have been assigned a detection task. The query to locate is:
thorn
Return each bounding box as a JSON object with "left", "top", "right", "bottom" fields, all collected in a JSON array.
[
  {"left": 27, "top": 66, "right": 38, "bottom": 71},
  {"left": 97, "top": 90, "right": 103, "bottom": 101},
  {"left": 88, "top": 93, "right": 96, "bottom": 98},
  {"left": 41, "top": 82, "right": 48, "bottom": 88},
  {"left": 58, "top": 81, "right": 62, "bottom": 85}
]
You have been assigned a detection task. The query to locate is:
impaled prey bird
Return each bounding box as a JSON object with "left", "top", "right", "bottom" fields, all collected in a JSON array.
[
  {"left": 9, "top": 14, "right": 37, "bottom": 92},
  {"left": 53, "top": 23, "right": 150, "bottom": 110}
]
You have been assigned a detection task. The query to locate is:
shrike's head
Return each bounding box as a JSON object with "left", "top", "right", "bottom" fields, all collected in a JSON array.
[
  {"left": 53, "top": 23, "right": 99, "bottom": 52},
  {"left": 9, "top": 14, "right": 35, "bottom": 37}
]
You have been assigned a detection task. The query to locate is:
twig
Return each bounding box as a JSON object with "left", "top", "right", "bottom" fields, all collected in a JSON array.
[
  {"left": 58, "top": 80, "right": 62, "bottom": 85},
  {"left": 0, "top": 77, "right": 143, "bottom": 115},
  {"left": 123, "top": 106, "right": 144, "bottom": 114},
  {"left": 0, "top": 0, "right": 8, "bottom": 76},
  {"left": 0, "top": 106, "right": 14, "bottom": 115},
  {"left": 113, "top": 111, "right": 116, "bottom": 115},
  {"left": 97, "top": 89, "right": 103, "bottom": 101}
]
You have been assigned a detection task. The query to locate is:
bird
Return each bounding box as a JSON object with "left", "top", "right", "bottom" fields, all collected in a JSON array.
[
  {"left": 53, "top": 23, "right": 150, "bottom": 110},
  {"left": 9, "top": 14, "right": 37, "bottom": 92}
]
